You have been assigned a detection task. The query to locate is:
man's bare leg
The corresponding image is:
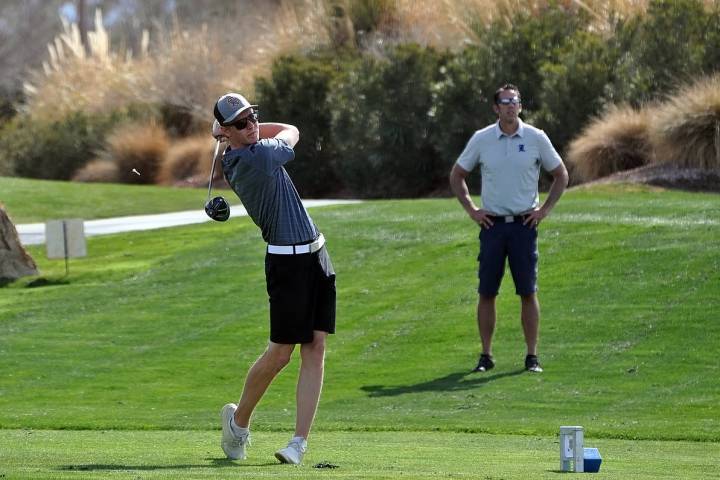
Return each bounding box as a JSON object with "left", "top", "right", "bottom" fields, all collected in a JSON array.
[
  {"left": 234, "top": 342, "right": 295, "bottom": 427},
  {"left": 520, "top": 293, "right": 539, "bottom": 356},
  {"left": 477, "top": 295, "right": 497, "bottom": 355},
  {"left": 294, "top": 330, "right": 327, "bottom": 439}
]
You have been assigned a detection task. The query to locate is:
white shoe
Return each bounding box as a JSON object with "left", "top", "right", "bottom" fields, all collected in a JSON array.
[
  {"left": 275, "top": 437, "right": 307, "bottom": 465},
  {"left": 220, "top": 403, "right": 250, "bottom": 460}
]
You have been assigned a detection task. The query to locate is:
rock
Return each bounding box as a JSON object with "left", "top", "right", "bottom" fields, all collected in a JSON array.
[{"left": 0, "top": 205, "right": 39, "bottom": 284}]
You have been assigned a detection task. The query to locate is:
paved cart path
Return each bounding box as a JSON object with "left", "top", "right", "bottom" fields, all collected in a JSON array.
[{"left": 16, "top": 199, "right": 361, "bottom": 246}]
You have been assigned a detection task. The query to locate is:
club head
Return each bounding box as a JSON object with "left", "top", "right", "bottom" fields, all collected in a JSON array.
[
  {"left": 204, "top": 196, "right": 230, "bottom": 222},
  {"left": 212, "top": 119, "right": 226, "bottom": 141}
]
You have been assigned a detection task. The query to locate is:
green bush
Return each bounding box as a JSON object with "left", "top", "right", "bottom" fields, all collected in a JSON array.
[
  {"left": 607, "top": 0, "right": 718, "bottom": 105},
  {"left": 701, "top": 6, "right": 720, "bottom": 73},
  {"left": 531, "top": 30, "right": 618, "bottom": 153},
  {"left": 330, "top": 43, "right": 447, "bottom": 197},
  {"left": 0, "top": 107, "right": 156, "bottom": 181},
  {"left": 0, "top": 112, "right": 107, "bottom": 180},
  {"left": 429, "top": 46, "right": 495, "bottom": 194},
  {"left": 255, "top": 53, "right": 349, "bottom": 197},
  {"left": 0, "top": 88, "right": 20, "bottom": 125},
  {"left": 429, "top": 4, "right": 591, "bottom": 193},
  {"left": 475, "top": 2, "right": 591, "bottom": 114}
]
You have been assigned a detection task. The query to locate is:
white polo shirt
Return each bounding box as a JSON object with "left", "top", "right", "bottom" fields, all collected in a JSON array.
[{"left": 456, "top": 119, "right": 563, "bottom": 216}]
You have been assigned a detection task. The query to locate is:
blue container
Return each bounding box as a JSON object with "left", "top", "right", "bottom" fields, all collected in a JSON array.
[{"left": 583, "top": 447, "right": 602, "bottom": 473}]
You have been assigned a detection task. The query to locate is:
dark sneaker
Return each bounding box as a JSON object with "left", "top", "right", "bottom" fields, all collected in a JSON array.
[
  {"left": 473, "top": 354, "right": 495, "bottom": 372},
  {"left": 525, "top": 355, "right": 543, "bottom": 373}
]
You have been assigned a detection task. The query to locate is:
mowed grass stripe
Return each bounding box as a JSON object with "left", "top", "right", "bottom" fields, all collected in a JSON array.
[
  {"left": 0, "top": 184, "right": 718, "bottom": 442},
  {"left": 1, "top": 430, "right": 718, "bottom": 480},
  {"left": 0, "top": 176, "right": 233, "bottom": 224}
]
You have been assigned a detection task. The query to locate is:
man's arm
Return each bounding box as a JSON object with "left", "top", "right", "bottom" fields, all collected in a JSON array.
[
  {"left": 449, "top": 164, "right": 494, "bottom": 229},
  {"left": 259, "top": 123, "right": 300, "bottom": 148},
  {"left": 523, "top": 163, "right": 569, "bottom": 227}
]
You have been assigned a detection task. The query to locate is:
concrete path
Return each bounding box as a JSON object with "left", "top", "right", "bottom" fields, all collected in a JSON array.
[{"left": 16, "top": 199, "right": 361, "bottom": 246}]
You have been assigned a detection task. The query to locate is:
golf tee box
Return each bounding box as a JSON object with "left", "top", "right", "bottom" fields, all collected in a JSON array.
[{"left": 559, "top": 426, "right": 602, "bottom": 473}]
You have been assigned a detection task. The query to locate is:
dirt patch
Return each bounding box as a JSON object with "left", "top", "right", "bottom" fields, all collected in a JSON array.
[{"left": 581, "top": 164, "right": 720, "bottom": 193}]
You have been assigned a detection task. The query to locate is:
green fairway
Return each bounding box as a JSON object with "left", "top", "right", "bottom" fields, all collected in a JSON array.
[
  {"left": 1, "top": 179, "right": 719, "bottom": 477},
  {"left": 0, "top": 176, "right": 232, "bottom": 224},
  {"left": 1, "top": 430, "right": 718, "bottom": 479}
]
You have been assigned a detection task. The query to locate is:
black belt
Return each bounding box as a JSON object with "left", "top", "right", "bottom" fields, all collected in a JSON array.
[{"left": 488, "top": 215, "right": 528, "bottom": 224}]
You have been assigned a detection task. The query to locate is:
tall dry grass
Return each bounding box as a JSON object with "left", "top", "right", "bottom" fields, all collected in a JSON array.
[
  {"left": 362, "top": 0, "right": 650, "bottom": 48},
  {"left": 566, "top": 105, "right": 655, "bottom": 182},
  {"left": 650, "top": 74, "right": 720, "bottom": 170},
  {"left": 22, "top": 2, "right": 331, "bottom": 127},
  {"left": 100, "top": 122, "right": 169, "bottom": 185},
  {"left": 72, "top": 160, "right": 119, "bottom": 183},
  {"left": 157, "top": 135, "right": 221, "bottom": 187},
  {"left": 22, "top": 9, "right": 152, "bottom": 122}
]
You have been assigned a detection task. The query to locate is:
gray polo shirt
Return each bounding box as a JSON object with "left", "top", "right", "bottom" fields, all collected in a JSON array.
[
  {"left": 456, "top": 119, "right": 563, "bottom": 216},
  {"left": 221, "top": 138, "right": 318, "bottom": 245}
]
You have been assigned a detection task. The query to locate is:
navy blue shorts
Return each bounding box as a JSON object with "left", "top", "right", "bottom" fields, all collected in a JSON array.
[
  {"left": 265, "top": 245, "right": 336, "bottom": 344},
  {"left": 478, "top": 219, "right": 538, "bottom": 296}
]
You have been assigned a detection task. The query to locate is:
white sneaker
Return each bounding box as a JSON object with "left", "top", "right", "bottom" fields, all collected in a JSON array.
[
  {"left": 274, "top": 437, "right": 307, "bottom": 465},
  {"left": 220, "top": 403, "right": 250, "bottom": 460}
]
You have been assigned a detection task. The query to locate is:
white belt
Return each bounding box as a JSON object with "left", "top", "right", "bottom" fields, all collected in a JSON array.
[{"left": 267, "top": 233, "right": 325, "bottom": 255}]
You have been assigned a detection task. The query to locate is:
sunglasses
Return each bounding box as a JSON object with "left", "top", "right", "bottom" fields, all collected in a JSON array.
[
  {"left": 497, "top": 96, "right": 521, "bottom": 105},
  {"left": 231, "top": 111, "right": 259, "bottom": 130}
]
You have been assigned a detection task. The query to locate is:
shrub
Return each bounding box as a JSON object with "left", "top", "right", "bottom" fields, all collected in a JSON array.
[
  {"left": 157, "top": 134, "right": 218, "bottom": 186},
  {"left": 0, "top": 111, "right": 111, "bottom": 180},
  {"left": 702, "top": 7, "right": 720, "bottom": 73},
  {"left": 255, "top": 53, "right": 348, "bottom": 197},
  {"left": 432, "top": 1, "right": 594, "bottom": 181},
  {"left": 330, "top": 43, "right": 447, "bottom": 197},
  {"left": 102, "top": 122, "right": 169, "bottom": 184},
  {"left": 0, "top": 88, "right": 19, "bottom": 124},
  {"left": 475, "top": 2, "right": 591, "bottom": 113},
  {"left": 566, "top": 105, "right": 654, "bottom": 182},
  {"left": 607, "top": 0, "right": 717, "bottom": 105},
  {"left": 72, "top": 160, "right": 119, "bottom": 183},
  {"left": 430, "top": 45, "right": 495, "bottom": 181},
  {"left": 650, "top": 74, "right": 720, "bottom": 170},
  {"left": 0, "top": 104, "right": 157, "bottom": 181},
  {"left": 531, "top": 30, "right": 617, "bottom": 154}
]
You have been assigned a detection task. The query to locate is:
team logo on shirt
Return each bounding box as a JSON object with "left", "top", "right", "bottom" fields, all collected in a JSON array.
[{"left": 518, "top": 144, "right": 526, "bottom": 152}]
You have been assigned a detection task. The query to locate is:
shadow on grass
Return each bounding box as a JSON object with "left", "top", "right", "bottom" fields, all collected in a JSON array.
[
  {"left": 25, "top": 277, "right": 70, "bottom": 288},
  {"left": 59, "top": 458, "right": 278, "bottom": 471},
  {"left": 361, "top": 369, "right": 526, "bottom": 397}
]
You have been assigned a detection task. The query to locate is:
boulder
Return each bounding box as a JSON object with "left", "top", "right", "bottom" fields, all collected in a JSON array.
[{"left": 0, "top": 205, "right": 38, "bottom": 283}]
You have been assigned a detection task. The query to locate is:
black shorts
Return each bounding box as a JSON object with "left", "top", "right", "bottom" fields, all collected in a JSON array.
[
  {"left": 264, "top": 245, "right": 336, "bottom": 344},
  {"left": 478, "top": 220, "right": 538, "bottom": 297}
]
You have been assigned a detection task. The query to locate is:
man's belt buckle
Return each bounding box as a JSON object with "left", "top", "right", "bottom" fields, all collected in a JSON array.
[{"left": 504, "top": 216, "right": 514, "bottom": 223}]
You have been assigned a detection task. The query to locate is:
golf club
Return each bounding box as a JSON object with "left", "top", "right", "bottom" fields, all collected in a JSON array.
[{"left": 204, "top": 121, "right": 230, "bottom": 221}]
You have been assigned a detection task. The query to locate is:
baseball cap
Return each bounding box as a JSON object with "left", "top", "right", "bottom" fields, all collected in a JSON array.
[{"left": 213, "top": 93, "right": 258, "bottom": 126}]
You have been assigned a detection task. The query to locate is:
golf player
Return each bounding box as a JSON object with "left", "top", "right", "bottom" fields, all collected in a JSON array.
[
  {"left": 212, "top": 93, "right": 336, "bottom": 465},
  {"left": 449, "top": 83, "right": 568, "bottom": 374}
]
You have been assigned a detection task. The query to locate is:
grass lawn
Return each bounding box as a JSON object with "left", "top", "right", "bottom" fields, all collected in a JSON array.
[
  {"left": 1, "top": 430, "right": 718, "bottom": 479},
  {"left": 0, "top": 176, "right": 233, "bottom": 224},
  {"left": 1, "top": 179, "right": 719, "bottom": 478}
]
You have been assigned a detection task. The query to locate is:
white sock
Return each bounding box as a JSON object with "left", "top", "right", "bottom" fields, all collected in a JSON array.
[
  {"left": 291, "top": 436, "right": 307, "bottom": 447},
  {"left": 230, "top": 417, "right": 249, "bottom": 437}
]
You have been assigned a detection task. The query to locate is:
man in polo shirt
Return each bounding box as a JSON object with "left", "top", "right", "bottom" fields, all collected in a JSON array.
[
  {"left": 212, "top": 93, "right": 336, "bottom": 465},
  {"left": 449, "top": 83, "right": 568, "bottom": 374}
]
